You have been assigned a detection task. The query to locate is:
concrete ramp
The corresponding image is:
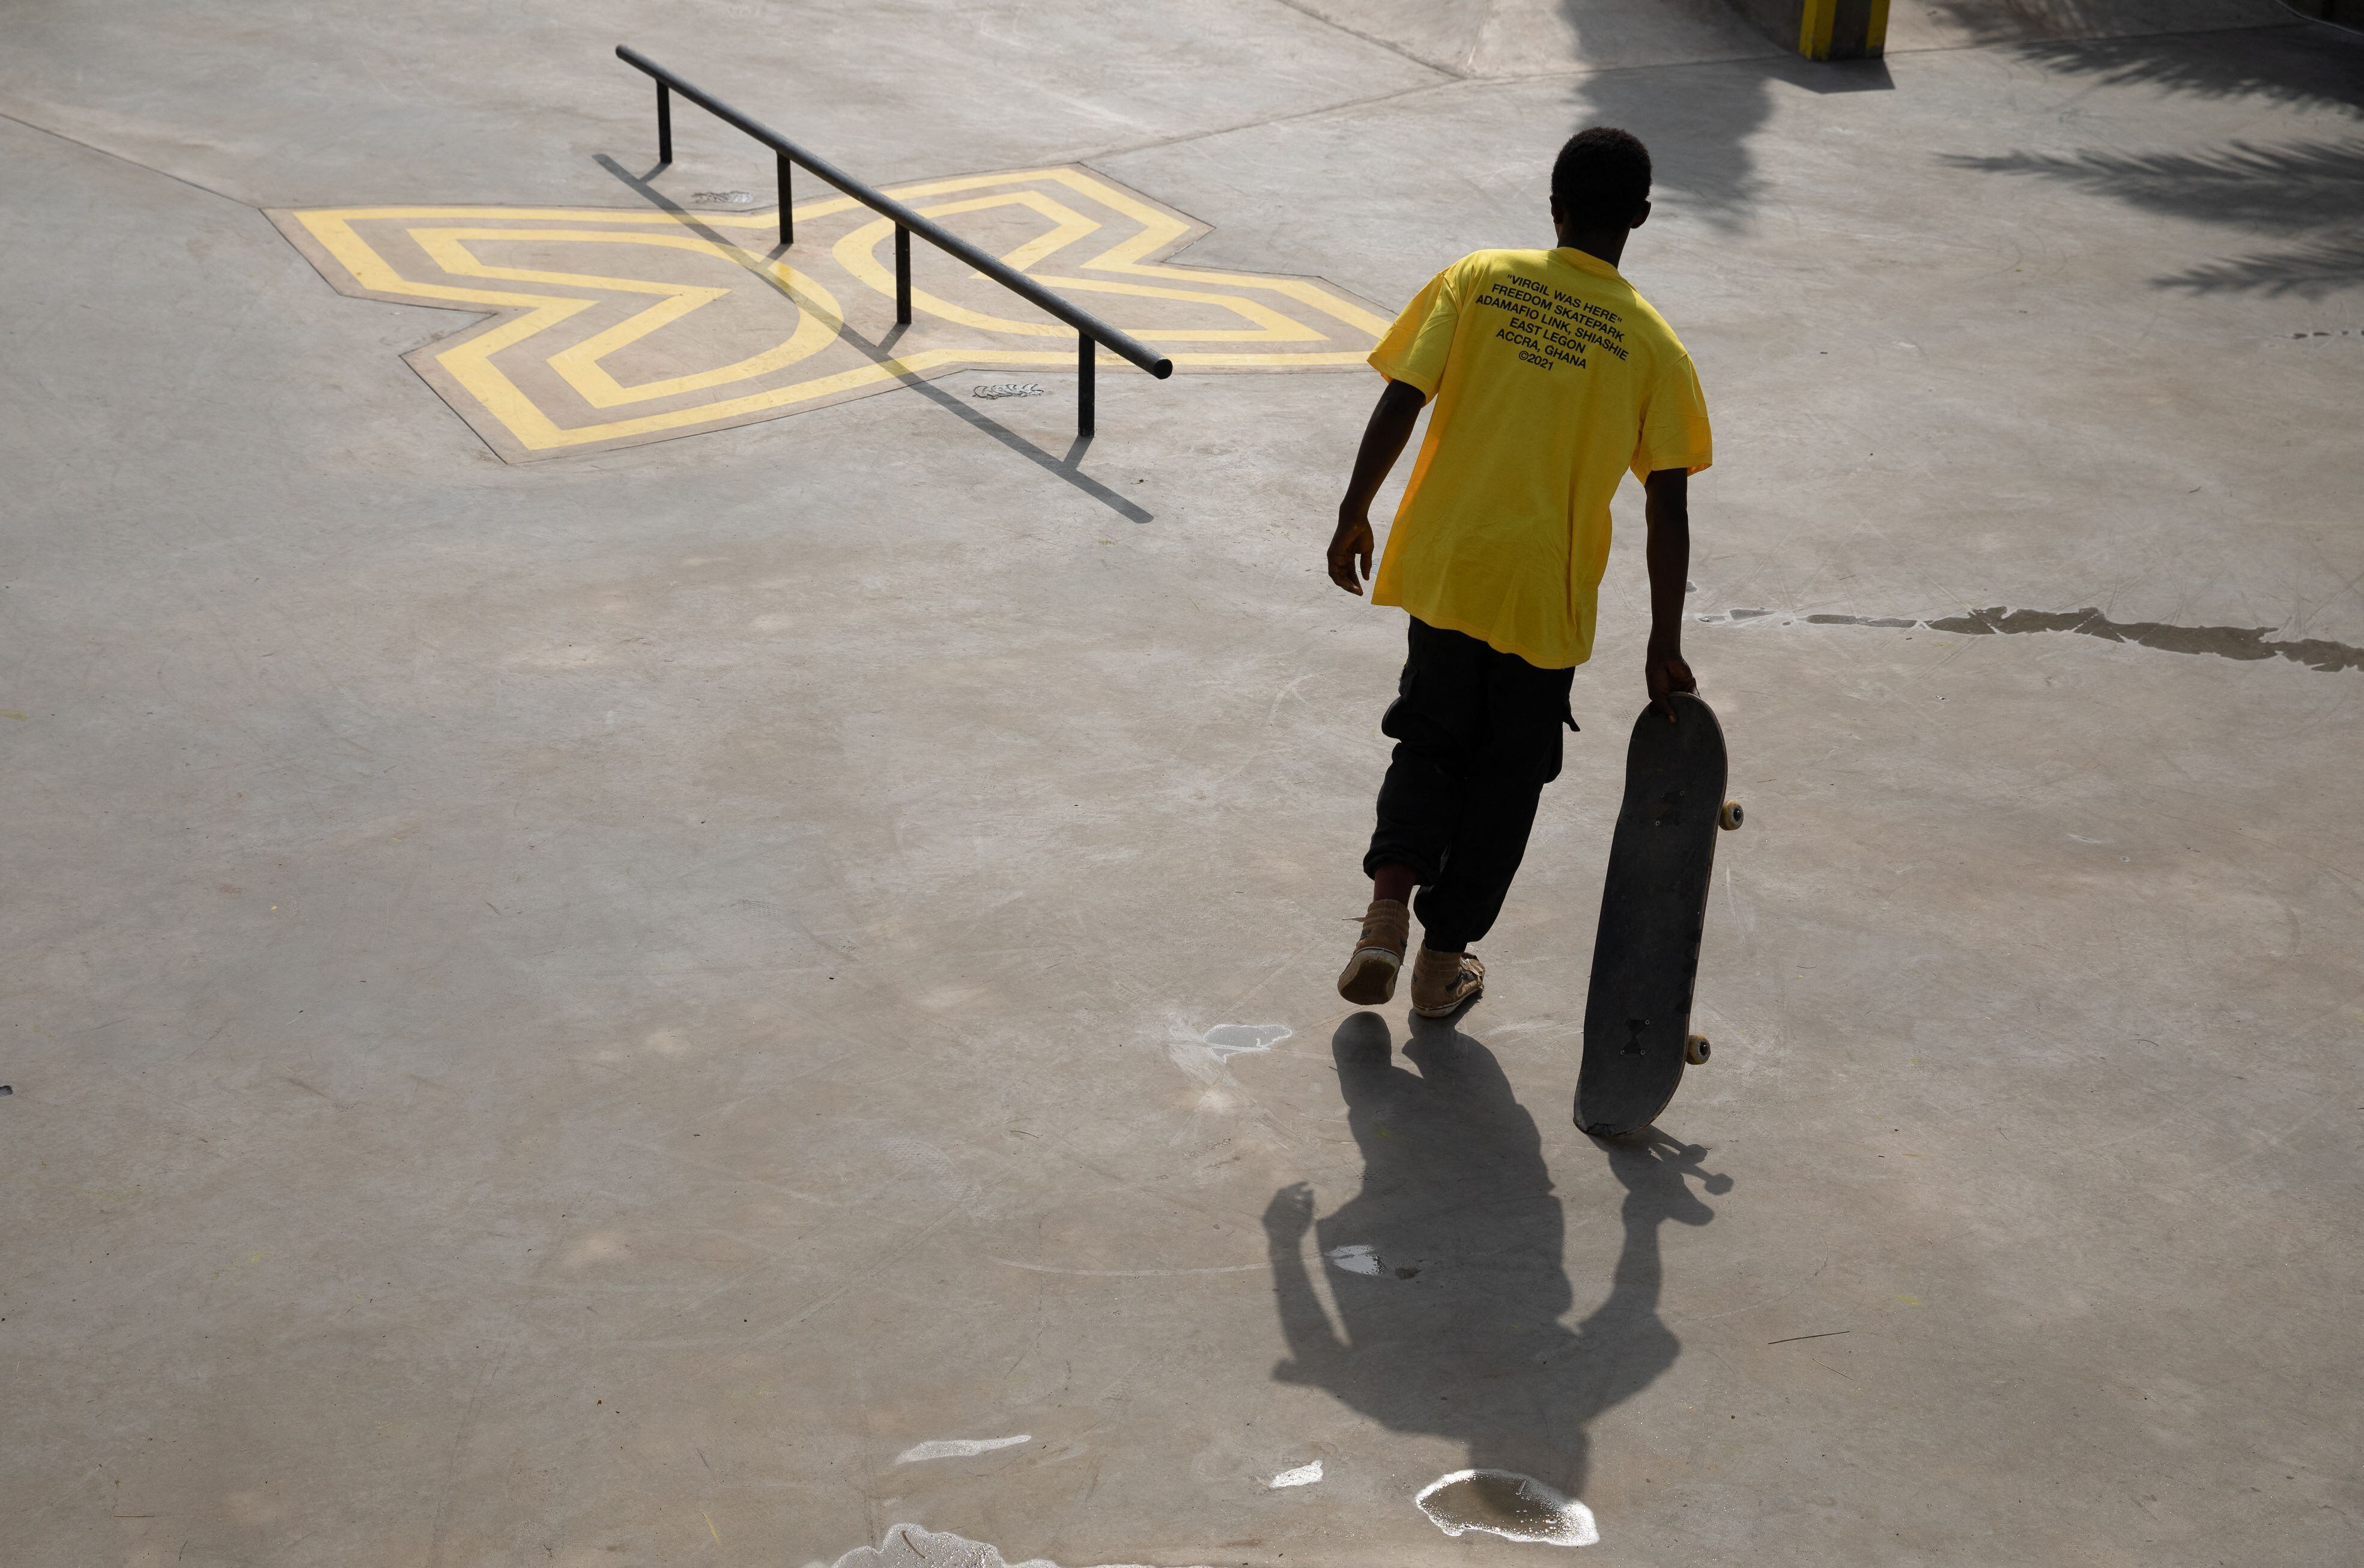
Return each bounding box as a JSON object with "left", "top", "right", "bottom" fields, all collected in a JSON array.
[
  {"left": 1282, "top": 0, "right": 1783, "bottom": 73},
  {"left": 1885, "top": 0, "right": 2302, "bottom": 51},
  {"left": 1293, "top": 0, "right": 2302, "bottom": 70}
]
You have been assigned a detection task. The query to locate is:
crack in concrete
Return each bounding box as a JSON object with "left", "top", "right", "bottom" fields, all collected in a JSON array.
[
  {"left": 1068, "top": 77, "right": 1461, "bottom": 164},
  {"left": 1695, "top": 605, "right": 2364, "bottom": 673},
  {"left": 1262, "top": 0, "right": 1471, "bottom": 79},
  {"left": 0, "top": 106, "right": 256, "bottom": 210}
]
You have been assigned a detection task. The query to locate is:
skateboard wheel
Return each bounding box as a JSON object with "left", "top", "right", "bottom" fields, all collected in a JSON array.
[
  {"left": 1684, "top": 1034, "right": 1712, "bottom": 1066},
  {"left": 1718, "top": 801, "right": 1744, "bottom": 831}
]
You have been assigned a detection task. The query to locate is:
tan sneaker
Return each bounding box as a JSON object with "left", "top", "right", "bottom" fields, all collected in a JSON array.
[
  {"left": 1336, "top": 900, "right": 1410, "bottom": 1005},
  {"left": 1410, "top": 946, "right": 1485, "bottom": 1017}
]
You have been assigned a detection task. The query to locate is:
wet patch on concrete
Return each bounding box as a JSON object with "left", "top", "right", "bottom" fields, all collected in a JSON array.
[
  {"left": 894, "top": 1435, "right": 1031, "bottom": 1464},
  {"left": 827, "top": 1524, "right": 1214, "bottom": 1568},
  {"left": 1162, "top": 1020, "right": 1290, "bottom": 1117},
  {"left": 1694, "top": 605, "right": 2364, "bottom": 672},
  {"left": 1925, "top": 606, "right": 2364, "bottom": 671},
  {"left": 1414, "top": 1468, "right": 1599, "bottom": 1546},
  {"left": 1202, "top": 1023, "right": 1292, "bottom": 1059},
  {"left": 1268, "top": 1459, "right": 1324, "bottom": 1488},
  {"left": 1324, "top": 1241, "right": 1424, "bottom": 1279}
]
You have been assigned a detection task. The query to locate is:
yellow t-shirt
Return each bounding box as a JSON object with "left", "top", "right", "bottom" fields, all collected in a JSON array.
[{"left": 1368, "top": 247, "right": 1712, "bottom": 670}]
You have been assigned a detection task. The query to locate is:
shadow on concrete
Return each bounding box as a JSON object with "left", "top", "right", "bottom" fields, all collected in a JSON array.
[
  {"left": 1565, "top": 66, "right": 1777, "bottom": 229},
  {"left": 1942, "top": 137, "right": 2364, "bottom": 295},
  {"left": 1929, "top": 25, "right": 2364, "bottom": 295},
  {"left": 1559, "top": 4, "right": 1891, "bottom": 231},
  {"left": 593, "top": 154, "right": 1153, "bottom": 522},
  {"left": 1920, "top": 3, "right": 2364, "bottom": 109},
  {"left": 1262, "top": 1011, "right": 1728, "bottom": 1502},
  {"left": 1562, "top": 9, "right": 2357, "bottom": 244}
]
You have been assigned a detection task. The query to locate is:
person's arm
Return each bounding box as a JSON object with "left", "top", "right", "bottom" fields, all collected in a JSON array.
[
  {"left": 1643, "top": 467, "right": 1698, "bottom": 719},
  {"left": 1326, "top": 379, "right": 1428, "bottom": 596}
]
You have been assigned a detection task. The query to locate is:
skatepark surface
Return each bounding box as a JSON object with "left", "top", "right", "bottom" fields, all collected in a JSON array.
[{"left": 4, "top": 2, "right": 2362, "bottom": 1564}]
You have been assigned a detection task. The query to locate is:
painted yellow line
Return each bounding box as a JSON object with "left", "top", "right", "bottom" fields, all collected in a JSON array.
[
  {"left": 1032, "top": 275, "right": 1324, "bottom": 344},
  {"left": 407, "top": 228, "right": 844, "bottom": 407},
  {"left": 285, "top": 166, "right": 1387, "bottom": 455},
  {"left": 832, "top": 192, "right": 1097, "bottom": 338}
]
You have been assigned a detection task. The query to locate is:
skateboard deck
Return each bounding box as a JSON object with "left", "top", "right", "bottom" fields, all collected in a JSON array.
[{"left": 1575, "top": 691, "right": 1738, "bottom": 1138}]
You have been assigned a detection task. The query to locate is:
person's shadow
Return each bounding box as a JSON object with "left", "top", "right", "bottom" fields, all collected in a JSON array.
[{"left": 1264, "top": 1011, "right": 1729, "bottom": 1503}]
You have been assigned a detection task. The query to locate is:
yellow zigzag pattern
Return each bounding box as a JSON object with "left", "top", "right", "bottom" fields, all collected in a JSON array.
[{"left": 274, "top": 167, "right": 1390, "bottom": 461}]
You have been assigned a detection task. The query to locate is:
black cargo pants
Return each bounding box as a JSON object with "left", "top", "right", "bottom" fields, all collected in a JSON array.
[{"left": 1363, "top": 617, "right": 1577, "bottom": 951}]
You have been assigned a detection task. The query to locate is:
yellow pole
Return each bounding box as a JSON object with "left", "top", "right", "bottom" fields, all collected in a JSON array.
[{"left": 1798, "top": 0, "right": 1838, "bottom": 59}]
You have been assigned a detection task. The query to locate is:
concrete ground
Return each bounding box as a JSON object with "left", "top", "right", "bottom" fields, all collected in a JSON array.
[{"left": 5, "top": 2, "right": 2363, "bottom": 1564}]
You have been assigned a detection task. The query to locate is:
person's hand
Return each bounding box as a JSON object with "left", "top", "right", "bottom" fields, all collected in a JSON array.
[
  {"left": 1645, "top": 638, "right": 1696, "bottom": 721},
  {"left": 1326, "top": 512, "right": 1374, "bottom": 596}
]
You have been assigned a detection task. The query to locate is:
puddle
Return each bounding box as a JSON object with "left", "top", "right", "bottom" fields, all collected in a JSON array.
[
  {"left": 1202, "top": 1024, "right": 1291, "bottom": 1060},
  {"left": 1268, "top": 1459, "right": 1324, "bottom": 1488},
  {"left": 1691, "top": 603, "right": 2364, "bottom": 673},
  {"left": 1415, "top": 1469, "right": 1599, "bottom": 1546},
  {"left": 1926, "top": 606, "right": 2364, "bottom": 673},
  {"left": 894, "top": 1435, "right": 1030, "bottom": 1464}
]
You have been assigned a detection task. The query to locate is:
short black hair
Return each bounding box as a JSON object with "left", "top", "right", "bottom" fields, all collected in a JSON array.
[{"left": 1551, "top": 127, "right": 1652, "bottom": 227}]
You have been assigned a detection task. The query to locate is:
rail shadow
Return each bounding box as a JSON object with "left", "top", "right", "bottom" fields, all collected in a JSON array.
[
  {"left": 1263, "top": 1012, "right": 1727, "bottom": 1504},
  {"left": 593, "top": 154, "right": 1151, "bottom": 522}
]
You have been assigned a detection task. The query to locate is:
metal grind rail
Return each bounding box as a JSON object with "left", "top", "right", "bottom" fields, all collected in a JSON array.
[{"left": 617, "top": 44, "right": 1173, "bottom": 437}]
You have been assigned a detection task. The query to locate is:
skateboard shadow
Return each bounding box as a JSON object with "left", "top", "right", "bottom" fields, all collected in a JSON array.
[{"left": 1262, "top": 1011, "right": 1729, "bottom": 1501}]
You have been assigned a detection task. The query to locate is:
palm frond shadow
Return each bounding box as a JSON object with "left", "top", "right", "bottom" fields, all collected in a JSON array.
[{"left": 1942, "top": 138, "right": 2364, "bottom": 295}]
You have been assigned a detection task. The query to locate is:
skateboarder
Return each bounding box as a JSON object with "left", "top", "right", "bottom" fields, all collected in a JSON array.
[{"left": 1329, "top": 127, "right": 1714, "bottom": 1017}]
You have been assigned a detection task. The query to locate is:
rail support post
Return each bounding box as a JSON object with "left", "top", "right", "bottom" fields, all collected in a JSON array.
[
  {"left": 656, "top": 81, "right": 673, "bottom": 165},
  {"left": 1079, "top": 333, "right": 1096, "bottom": 438},
  {"left": 893, "top": 226, "right": 912, "bottom": 324},
  {"left": 777, "top": 151, "right": 793, "bottom": 246}
]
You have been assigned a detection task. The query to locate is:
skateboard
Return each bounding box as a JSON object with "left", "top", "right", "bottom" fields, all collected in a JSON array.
[{"left": 1575, "top": 691, "right": 1742, "bottom": 1138}]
